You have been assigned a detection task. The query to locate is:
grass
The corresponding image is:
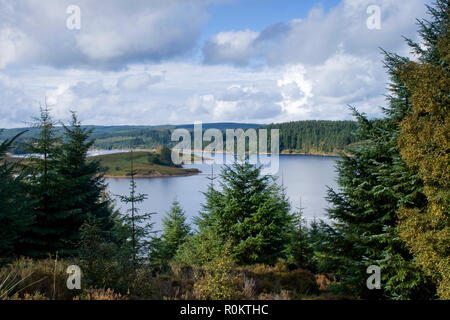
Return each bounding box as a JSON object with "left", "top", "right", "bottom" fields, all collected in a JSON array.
[
  {"left": 0, "top": 257, "right": 343, "bottom": 300},
  {"left": 90, "top": 151, "right": 200, "bottom": 178}
]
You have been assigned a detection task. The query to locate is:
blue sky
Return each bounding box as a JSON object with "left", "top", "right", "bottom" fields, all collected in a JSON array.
[
  {"left": 204, "top": 0, "right": 340, "bottom": 38},
  {"left": 0, "top": 0, "right": 429, "bottom": 128}
]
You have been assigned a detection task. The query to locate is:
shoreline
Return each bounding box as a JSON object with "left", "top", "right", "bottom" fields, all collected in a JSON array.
[
  {"left": 104, "top": 167, "right": 201, "bottom": 179},
  {"left": 177, "top": 149, "right": 344, "bottom": 158},
  {"left": 104, "top": 171, "right": 201, "bottom": 179}
]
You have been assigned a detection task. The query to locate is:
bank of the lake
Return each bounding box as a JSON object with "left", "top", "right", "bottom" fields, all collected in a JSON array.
[{"left": 89, "top": 151, "right": 201, "bottom": 178}]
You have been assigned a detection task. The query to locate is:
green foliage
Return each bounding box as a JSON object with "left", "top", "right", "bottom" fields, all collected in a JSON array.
[
  {"left": 266, "top": 120, "right": 357, "bottom": 154},
  {"left": 92, "top": 151, "right": 197, "bottom": 177},
  {"left": 196, "top": 161, "right": 294, "bottom": 265},
  {"left": 19, "top": 105, "right": 68, "bottom": 257},
  {"left": 148, "top": 146, "right": 179, "bottom": 167},
  {"left": 397, "top": 0, "right": 450, "bottom": 299},
  {"left": 319, "top": 109, "right": 434, "bottom": 299},
  {"left": 117, "top": 150, "right": 155, "bottom": 266},
  {"left": 316, "top": 0, "right": 450, "bottom": 300},
  {"left": 286, "top": 204, "right": 313, "bottom": 269},
  {"left": 174, "top": 229, "right": 228, "bottom": 268},
  {"left": 53, "top": 112, "right": 114, "bottom": 255},
  {"left": 192, "top": 241, "right": 240, "bottom": 300},
  {"left": 160, "top": 200, "right": 191, "bottom": 261},
  {"left": 16, "top": 109, "right": 114, "bottom": 258},
  {"left": 79, "top": 219, "right": 135, "bottom": 293},
  {"left": 0, "top": 130, "right": 34, "bottom": 263},
  {"left": 3, "top": 121, "right": 358, "bottom": 155}
]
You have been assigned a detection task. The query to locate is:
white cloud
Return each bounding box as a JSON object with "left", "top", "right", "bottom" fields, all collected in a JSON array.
[
  {"left": 277, "top": 65, "right": 312, "bottom": 115},
  {"left": 203, "top": 30, "right": 260, "bottom": 65},
  {"left": 0, "top": 73, "right": 36, "bottom": 127},
  {"left": 203, "top": 0, "right": 428, "bottom": 66},
  {"left": 117, "top": 72, "right": 164, "bottom": 91},
  {"left": 0, "top": 0, "right": 210, "bottom": 69},
  {"left": 0, "top": 0, "right": 432, "bottom": 128}
]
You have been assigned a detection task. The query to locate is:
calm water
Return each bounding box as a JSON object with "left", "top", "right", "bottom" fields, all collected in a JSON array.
[{"left": 105, "top": 154, "right": 340, "bottom": 230}]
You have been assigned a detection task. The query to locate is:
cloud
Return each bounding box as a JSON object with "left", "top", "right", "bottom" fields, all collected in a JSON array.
[
  {"left": 0, "top": 0, "right": 210, "bottom": 70},
  {"left": 202, "top": 0, "right": 428, "bottom": 66},
  {"left": 0, "top": 73, "right": 36, "bottom": 127},
  {"left": 203, "top": 30, "right": 260, "bottom": 65},
  {"left": 71, "top": 80, "right": 108, "bottom": 98},
  {"left": 0, "top": 0, "right": 432, "bottom": 128},
  {"left": 117, "top": 72, "right": 164, "bottom": 91},
  {"left": 189, "top": 85, "right": 283, "bottom": 122}
]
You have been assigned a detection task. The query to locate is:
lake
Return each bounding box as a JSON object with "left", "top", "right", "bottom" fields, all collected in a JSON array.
[{"left": 105, "top": 154, "right": 340, "bottom": 231}]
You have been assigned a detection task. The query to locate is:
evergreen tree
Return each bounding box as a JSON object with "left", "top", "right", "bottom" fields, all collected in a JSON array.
[
  {"left": 160, "top": 199, "right": 191, "bottom": 260},
  {"left": 317, "top": 0, "right": 449, "bottom": 300},
  {"left": 52, "top": 112, "right": 114, "bottom": 255},
  {"left": 19, "top": 105, "right": 66, "bottom": 257},
  {"left": 320, "top": 108, "right": 433, "bottom": 299},
  {"left": 397, "top": 0, "right": 450, "bottom": 299},
  {"left": 117, "top": 151, "right": 154, "bottom": 266},
  {"left": 287, "top": 197, "right": 312, "bottom": 269},
  {"left": 0, "top": 131, "right": 34, "bottom": 262},
  {"left": 196, "top": 161, "right": 294, "bottom": 265},
  {"left": 266, "top": 120, "right": 357, "bottom": 154}
]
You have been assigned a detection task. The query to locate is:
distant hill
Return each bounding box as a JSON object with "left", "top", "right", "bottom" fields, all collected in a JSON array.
[{"left": 1, "top": 121, "right": 357, "bottom": 155}]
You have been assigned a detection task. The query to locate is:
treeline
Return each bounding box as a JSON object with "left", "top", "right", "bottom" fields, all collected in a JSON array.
[
  {"left": 266, "top": 120, "right": 358, "bottom": 154},
  {"left": 2, "top": 121, "right": 357, "bottom": 155},
  {"left": 92, "top": 128, "right": 173, "bottom": 150}
]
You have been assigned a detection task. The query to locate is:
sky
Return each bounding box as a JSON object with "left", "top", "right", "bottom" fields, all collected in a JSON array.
[{"left": 0, "top": 0, "right": 430, "bottom": 128}]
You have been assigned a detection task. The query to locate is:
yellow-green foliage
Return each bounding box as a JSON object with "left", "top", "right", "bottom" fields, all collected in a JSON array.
[
  {"left": 190, "top": 240, "right": 241, "bottom": 300},
  {"left": 397, "top": 27, "right": 450, "bottom": 299},
  {"left": 239, "top": 260, "right": 319, "bottom": 299}
]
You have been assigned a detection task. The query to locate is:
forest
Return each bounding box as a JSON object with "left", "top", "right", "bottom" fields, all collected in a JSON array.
[
  {"left": 267, "top": 120, "right": 357, "bottom": 154},
  {"left": 2, "top": 121, "right": 356, "bottom": 156},
  {"left": 0, "top": 0, "right": 448, "bottom": 301}
]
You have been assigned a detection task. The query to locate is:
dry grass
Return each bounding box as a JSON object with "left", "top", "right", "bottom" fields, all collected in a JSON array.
[{"left": 1, "top": 257, "right": 344, "bottom": 300}]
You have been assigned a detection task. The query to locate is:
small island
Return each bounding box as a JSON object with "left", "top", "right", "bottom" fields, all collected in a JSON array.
[{"left": 89, "top": 148, "right": 201, "bottom": 178}]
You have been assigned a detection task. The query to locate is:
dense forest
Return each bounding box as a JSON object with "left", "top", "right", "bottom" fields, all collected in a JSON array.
[
  {"left": 0, "top": 0, "right": 448, "bottom": 301},
  {"left": 1, "top": 121, "right": 356, "bottom": 155},
  {"left": 266, "top": 120, "right": 357, "bottom": 154}
]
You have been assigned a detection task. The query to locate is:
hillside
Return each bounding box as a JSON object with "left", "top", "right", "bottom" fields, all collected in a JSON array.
[{"left": 1, "top": 120, "right": 357, "bottom": 155}]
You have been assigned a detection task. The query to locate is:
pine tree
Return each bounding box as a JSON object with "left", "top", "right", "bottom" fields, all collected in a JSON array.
[
  {"left": 320, "top": 108, "right": 434, "bottom": 299},
  {"left": 117, "top": 150, "right": 154, "bottom": 266},
  {"left": 19, "top": 105, "right": 66, "bottom": 257},
  {"left": 397, "top": 0, "right": 450, "bottom": 299},
  {"left": 196, "top": 161, "right": 294, "bottom": 265},
  {"left": 287, "top": 197, "right": 312, "bottom": 269},
  {"left": 53, "top": 112, "right": 114, "bottom": 255},
  {"left": 160, "top": 199, "right": 191, "bottom": 260},
  {"left": 317, "top": 1, "right": 449, "bottom": 300},
  {"left": 0, "top": 130, "right": 34, "bottom": 262}
]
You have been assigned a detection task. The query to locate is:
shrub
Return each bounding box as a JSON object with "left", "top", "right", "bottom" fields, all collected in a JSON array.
[
  {"left": 0, "top": 257, "right": 79, "bottom": 300},
  {"left": 239, "top": 261, "right": 319, "bottom": 299},
  {"left": 73, "top": 288, "right": 126, "bottom": 300}
]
